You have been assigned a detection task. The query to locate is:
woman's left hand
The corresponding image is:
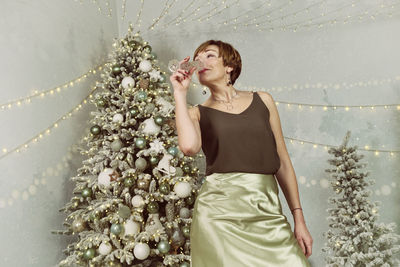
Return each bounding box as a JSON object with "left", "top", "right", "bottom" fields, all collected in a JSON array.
[{"left": 294, "top": 222, "right": 313, "bottom": 258}]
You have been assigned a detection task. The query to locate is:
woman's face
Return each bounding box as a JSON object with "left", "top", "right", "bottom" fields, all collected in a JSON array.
[{"left": 194, "top": 44, "right": 232, "bottom": 85}]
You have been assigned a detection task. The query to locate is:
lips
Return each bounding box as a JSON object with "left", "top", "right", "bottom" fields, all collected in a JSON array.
[{"left": 198, "top": 68, "right": 209, "bottom": 74}]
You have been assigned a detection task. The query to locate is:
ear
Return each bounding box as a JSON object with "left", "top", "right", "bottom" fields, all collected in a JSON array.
[{"left": 225, "top": 66, "right": 233, "bottom": 73}]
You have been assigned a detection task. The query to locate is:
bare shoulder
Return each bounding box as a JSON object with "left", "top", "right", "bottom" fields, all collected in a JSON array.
[{"left": 255, "top": 91, "right": 275, "bottom": 110}]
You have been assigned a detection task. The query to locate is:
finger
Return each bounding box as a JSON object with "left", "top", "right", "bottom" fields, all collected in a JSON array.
[
  {"left": 179, "top": 56, "right": 190, "bottom": 65},
  {"left": 189, "top": 66, "right": 196, "bottom": 75},
  {"left": 174, "top": 72, "right": 188, "bottom": 82},
  {"left": 297, "top": 238, "right": 306, "bottom": 255},
  {"left": 306, "top": 243, "right": 312, "bottom": 257},
  {"left": 177, "top": 70, "right": 188, "bottom": 77}
]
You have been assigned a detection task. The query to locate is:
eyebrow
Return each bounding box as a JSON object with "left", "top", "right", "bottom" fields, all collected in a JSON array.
[{"left": 195, "top": 49, "right": 217, "bottom": 59}]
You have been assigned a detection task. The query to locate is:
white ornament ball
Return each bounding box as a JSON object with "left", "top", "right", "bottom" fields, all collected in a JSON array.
[
  {"left": 112, "top": 113, "right": 124, "bottom": 123},
  {"left": 134, "top": 242, "right": 150, "bottom": 260},
  {"left": 124, "top": 219, "right": 141, "bottom": 236},
  {"left": 179, "top": 207, "right": 190, "bottom": 218},
  {"left": 98, "top": 168, "right": 114, "bottom": 186},
  {"left": 131, "top": 195, "right": 145, "bottom": 208},
  {"left": 98, "top": 242, "right": 112, "bottom": 255},
  {"left": 121, "top": 76, "right": 135, "bottom": 89},
  {"left": 139, "top": 60, "right": 152, "bottom": 72},
  {"left": 174, "top": 182, "right": 191, "bottom": 198}
]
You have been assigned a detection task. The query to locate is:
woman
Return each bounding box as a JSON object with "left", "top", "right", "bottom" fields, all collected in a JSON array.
[{"left": 171, "top": 40, "right": 313, "bottom": 267}]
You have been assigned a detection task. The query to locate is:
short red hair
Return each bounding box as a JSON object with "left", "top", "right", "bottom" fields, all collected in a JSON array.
[{"left": 193, "top": 40, "right": 242, "bottom": 85}]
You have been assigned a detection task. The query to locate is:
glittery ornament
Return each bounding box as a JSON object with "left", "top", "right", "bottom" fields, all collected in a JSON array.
[
  {"left": 174, "top": 182, "right": 191, "bottom": 198},
  {"left": 139, "top": 78, "right": 149, "bottom": 89},
  {"left": 165, "top": 202, "right": 175, "bottom": 222},
  {"left": 136, "top": 90, "right": 147, "bottom": 101},
  {"left": 179, "top": 207, "right": 190, "bottom": 219},
  {"left": 139, "top": 60, "right": 152, "bottom": 72}
]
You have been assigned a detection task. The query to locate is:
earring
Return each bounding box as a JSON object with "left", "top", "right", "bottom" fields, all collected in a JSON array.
[{"left": 226, "top": 75, "right": 232, "bottom": 86}]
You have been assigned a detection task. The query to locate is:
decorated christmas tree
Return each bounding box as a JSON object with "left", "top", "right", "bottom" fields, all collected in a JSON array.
[
  {"left": 52, "top": 24, "right": 202, "bottom": 267},
  {"left": 322, "top": 131, "right": 400, "bottom": 266}
]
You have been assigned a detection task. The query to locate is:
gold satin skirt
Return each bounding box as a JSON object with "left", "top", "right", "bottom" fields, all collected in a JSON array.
[{"left": 190, "top": 172, "right": 311, "bottom": 267}]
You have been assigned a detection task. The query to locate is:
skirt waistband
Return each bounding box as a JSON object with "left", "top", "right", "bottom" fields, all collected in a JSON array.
[{"left": 204, "top": 172, "right": 278, "bottom": 194}]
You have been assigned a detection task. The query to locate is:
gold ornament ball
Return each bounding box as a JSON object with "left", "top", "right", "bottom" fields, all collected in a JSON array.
[
  {"left": 72, "top": 217, "right": 86, "bottom": 232},
  {"left": 137, "top": 178, "right": 150, "bottom": 190}
]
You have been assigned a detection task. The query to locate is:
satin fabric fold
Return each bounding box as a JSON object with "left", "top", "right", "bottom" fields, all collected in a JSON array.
[{"left": 190, "top": 172, "right": 310, "bottom": 267}]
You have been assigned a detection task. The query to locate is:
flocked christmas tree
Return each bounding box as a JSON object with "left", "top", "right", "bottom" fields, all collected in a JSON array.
[
  {"left": 322, "top": 130, "right": 400, "bottom": 266},
  {"left": 52, "top": 24, "right": 203, "bottom": 267}
]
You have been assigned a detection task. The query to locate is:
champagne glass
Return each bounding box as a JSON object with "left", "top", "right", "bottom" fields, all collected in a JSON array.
[{"left": 168, "top": 59, "right": 204, "bottom": 73}]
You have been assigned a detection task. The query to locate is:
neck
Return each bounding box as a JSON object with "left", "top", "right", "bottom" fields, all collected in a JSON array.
[{"left": 210, "top": 86, "right": 238, "bottom": 103}]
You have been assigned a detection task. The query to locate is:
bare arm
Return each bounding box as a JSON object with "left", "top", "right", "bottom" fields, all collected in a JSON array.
[
  {"left": 169, "top": 55, "right": 202, "bottom": 156},
  {"left": 174, "top": 92, "right": 202, "bottom": 156},
  {"left": 258, "top": 91, "right": 305, "bottom": 224}
]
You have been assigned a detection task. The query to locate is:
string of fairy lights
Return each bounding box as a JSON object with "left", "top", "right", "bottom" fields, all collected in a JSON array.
[
  {"left": 123, "top": 0, "right": 144, "bottom": 26},
  {"left": 1, "top": 59, "right": 399, "bottom": 160},
  {"left": 74, "top": 0, "right": 400, "bottom": 34},
  {"left": 261, "top": 1, "right": 400, "bottom": 33},
  {"left": 185, "top": 0, "right": 241, "bottom": 24},
  {"left": 140, "top": 0, "right": 400, "bottom": 34},
  {"left": 146, "top": 0, "right": 179, "bottom": 31},
  {"left": 75, "top": 0, "right": 113, "bottom": 17},
  {"left": 3, "top": 0, "right": 400, "bottom": 208},
  {"left": 2, "top": 1, "right": 399, "bottom": 159},
  {"left": 0, "top": 64, "right": 105, "bottom": 112},
  {"left": 0, "top": 87, "right": 97, "bottom": 160}
]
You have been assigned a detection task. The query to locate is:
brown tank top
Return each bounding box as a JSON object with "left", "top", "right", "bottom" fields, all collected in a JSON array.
[{"left": 197, "top": 91, "right": 281, "bottom": 176}]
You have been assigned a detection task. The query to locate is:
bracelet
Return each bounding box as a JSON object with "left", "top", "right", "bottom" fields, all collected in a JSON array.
[{"left": 291, "top": 207, "right": 302, "bottom": 213}]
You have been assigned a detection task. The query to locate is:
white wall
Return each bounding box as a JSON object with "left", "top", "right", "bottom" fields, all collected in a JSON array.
[{"left": 0, "top": 1, "right": 118, "bottom": 266}]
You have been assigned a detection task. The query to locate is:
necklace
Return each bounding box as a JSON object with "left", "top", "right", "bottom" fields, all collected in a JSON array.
[{"left": 211, "top": 89, "right": 240, "bottom": 110}]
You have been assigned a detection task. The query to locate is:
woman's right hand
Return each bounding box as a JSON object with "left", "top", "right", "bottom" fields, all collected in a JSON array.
[{"left": 169, "top": 56, "right": 196, "bottom": 94}]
